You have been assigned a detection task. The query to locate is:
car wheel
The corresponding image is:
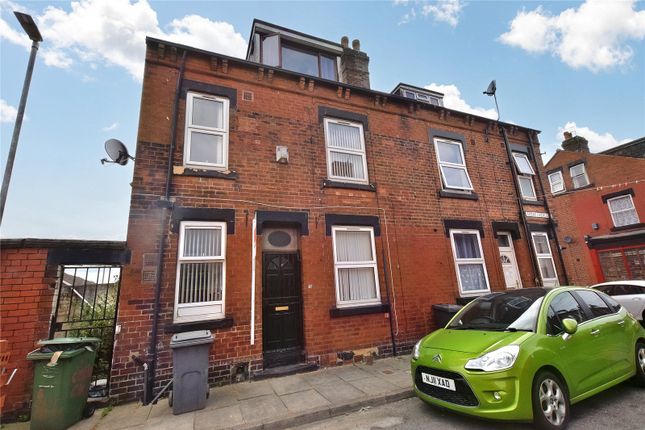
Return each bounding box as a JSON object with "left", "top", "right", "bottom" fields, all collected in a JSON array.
[
  {"left": 532, "top": 371, "right": 569, "bottom": 430},
  {"left": 635, "top": 342, "right": 645, "bottom": 387}
]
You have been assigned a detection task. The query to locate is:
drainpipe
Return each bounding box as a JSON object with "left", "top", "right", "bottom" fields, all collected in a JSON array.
[
  {"left": 380, "top": 247, "right": 397, "bottom": 356},
  {"left": 145, "top": 50, "right": 187, "bottom": 404},
  {"left": 499, "top": 125, "right": 543, "bottom": 285},
  {"left": 527, "top": 133, "right": 570, "bottom": 285}
]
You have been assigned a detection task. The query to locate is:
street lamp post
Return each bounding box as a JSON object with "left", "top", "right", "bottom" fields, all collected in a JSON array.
[{"left": 0, "top": 12, "right": 43, "bottom": 224}]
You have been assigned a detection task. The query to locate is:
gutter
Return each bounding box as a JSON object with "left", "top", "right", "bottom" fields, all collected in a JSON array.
[{"left": 145, "top": 50, "right": 187, "bottom": 404}]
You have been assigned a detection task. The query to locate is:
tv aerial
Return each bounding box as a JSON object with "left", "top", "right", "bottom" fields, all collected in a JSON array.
[{"left": 101, "top": 139, "right": 135, "bottom": 166}]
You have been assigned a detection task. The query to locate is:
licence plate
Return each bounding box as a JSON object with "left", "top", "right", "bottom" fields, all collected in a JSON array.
[{"left": 421, "top": 372, "right": 456, "bottom": 391}]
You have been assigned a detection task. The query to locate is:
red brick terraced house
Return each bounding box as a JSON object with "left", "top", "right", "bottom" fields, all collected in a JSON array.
[
  {"left": 109, "top": 20, "right": 567, "bottom": 404},
  {"left": 544, "top": 133, "right": 645, "bottom": 285}
]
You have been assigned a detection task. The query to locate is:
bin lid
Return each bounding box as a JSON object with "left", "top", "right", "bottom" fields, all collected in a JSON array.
[
  {"left": 170, "top": 330, "right": 213, "bottom": 348},
  {"left": 37, "top": 337, "right": 101, "bottom": 347},
  {"left": 431, "top": 304, "right": 463, "bottom": 312}
]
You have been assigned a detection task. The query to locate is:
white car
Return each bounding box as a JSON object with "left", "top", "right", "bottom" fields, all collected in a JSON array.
[{"left": 591, "top": 280, "right": 645, "bottom": 324}]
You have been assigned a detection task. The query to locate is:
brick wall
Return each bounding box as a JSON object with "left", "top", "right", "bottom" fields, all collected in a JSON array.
[
  {"left": 545, "top": 150, "right": 645, "bottom": 284},
  {"left": 110, "top": 41, "right": 559, "bottom": 404},
  {"left": 0, "top": 247, "right": 52, "bottom": 419}
]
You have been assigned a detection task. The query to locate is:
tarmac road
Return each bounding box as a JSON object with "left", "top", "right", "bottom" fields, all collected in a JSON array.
[{"left": 290, "top": 381, "right": 645, "bottom": 430}]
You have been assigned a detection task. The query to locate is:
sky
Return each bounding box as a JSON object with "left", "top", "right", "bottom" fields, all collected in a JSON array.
[{"left": 1, "top": 0, "right": 644, "bottom": 240}]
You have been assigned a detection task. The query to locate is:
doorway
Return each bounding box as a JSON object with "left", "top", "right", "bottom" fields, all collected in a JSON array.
[
  {"left": 262, "top": 252, "right": 303, "bottom": 368},
  {"left": 497, "top": 232, "right": 522, "bottom": 289}
]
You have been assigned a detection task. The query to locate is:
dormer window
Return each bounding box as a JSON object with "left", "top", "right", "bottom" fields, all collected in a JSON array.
[
  {"left": 392, "top": 84, "right": 444, "bottom": 107},
  {"left": 258, "top": 33, "right": 339, "bottom": 80}
]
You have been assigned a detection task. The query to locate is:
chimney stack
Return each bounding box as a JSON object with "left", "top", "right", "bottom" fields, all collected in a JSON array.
[
  {"left": 562, "top": 132, "right": 589, "bottom": 153},
  {"left": 339, "top": 36, "right": 370, "bottom": 89}
]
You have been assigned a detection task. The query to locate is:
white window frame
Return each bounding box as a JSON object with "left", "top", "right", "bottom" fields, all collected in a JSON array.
[
  {"left": 434, "top": 138, "right": 474, "bottom": 191},
  {"left": 323, "top": 118, "right": 369, "bottom": 184},
  {"left": 518, "top": 175, "right": 537, "bottom": 200},
  {"left": 531, "top": 232, "right": 559, "bottom": 287},
  {"left": 449, "top": 229, "right": 491, "bottom": 296},
  {"left": 184, "top": 92, "right": 230, "bottom": 170},
  {"left": 548, "top": 171, "right": 565, "bottom": 194},
  {"left": 569, "top": 163, "right": 590, "bottom": 189},
  {"left": 512, "top": 152, "right": 535, "bottom": 175},
  {"left": 607, "top": 194, "right": 640, "bottom": 227},
  {"left": 331, "top": 226, "right": 380, "bottom": 308},
  {"left": 174, "top": 221, "right": 227, "bottom": 323}
]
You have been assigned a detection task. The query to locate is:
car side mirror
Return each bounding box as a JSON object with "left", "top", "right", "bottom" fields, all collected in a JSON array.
[{"left": 562, "top": 318, "right": 578, "bottom": 335}]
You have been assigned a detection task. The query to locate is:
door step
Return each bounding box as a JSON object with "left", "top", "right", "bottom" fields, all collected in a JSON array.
[{"left": 253, "top": 362, "right": 319, "bottom": 381}]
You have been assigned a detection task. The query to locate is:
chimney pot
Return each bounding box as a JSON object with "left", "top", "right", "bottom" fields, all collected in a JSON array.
[
  {"left": 352, "top": 39, "right": 361, "bottom": 51},
  {"left": 341, "top": 36, "right": 349, "bottom": 48},
  {"left": 562, "top": 133, "right": 589, "bottom": 153}
]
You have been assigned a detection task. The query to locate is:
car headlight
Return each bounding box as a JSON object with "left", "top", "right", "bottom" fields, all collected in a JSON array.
[
  {"left": 465, "top": 345, "right": 519, "bottom": 372},
  {"left": 412, "top": 339, "right": 422, "bottom": 360}
]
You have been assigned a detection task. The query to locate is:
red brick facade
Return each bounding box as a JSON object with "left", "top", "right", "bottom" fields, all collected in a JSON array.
[
  {"left": 109, "top": 36, "right": 564, "bottom": 404},
  {"left": 544, "top": 150, "right": 645, "bottom": 284},
  {"left": 0, "top": 246, "right": 52, "bottom": 419}
]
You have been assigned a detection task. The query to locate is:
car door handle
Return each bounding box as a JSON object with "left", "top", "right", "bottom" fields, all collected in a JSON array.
[
  {"left": 590, "top": 329, "right": 600, "bottom": 336},
  {"left": 618, "top": 320, "right": 625, "bottom": 327}
]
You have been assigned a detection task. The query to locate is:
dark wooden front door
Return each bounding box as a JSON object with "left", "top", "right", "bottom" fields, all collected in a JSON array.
[{"left": 262, "top": 253, "right": 303, "bottom": 368}]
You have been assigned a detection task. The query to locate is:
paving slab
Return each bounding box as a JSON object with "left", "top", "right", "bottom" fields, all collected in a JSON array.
[
  {"left": 280, "top": 389, "right": 331, "bottom": 413},
  {"left": 314, "top": 379, "right": 368, "bottom": 405},
  {"left": 203, "top": 384, "right": 239, "bottom": 410},
  {"left": 143, "top": 410, "right": 195, "bottom": 430},
  {"left": 269, "top": 374, "right": 311, "bottom": 396},
  {"left": 301, "top": 369, "right": 344, "bottom": 386},
  {"left": 238, "top": 393, "right": 287, "bottom": 424},
  {"left": 235, "top": 379, "right": 274, "bottom": 400},
  {"left": 195, "top": 404, "right": 244, "bottom": 430},
  {"left": 349, "top": 376, "right": 398, "bottom": 395},
  {"left": 332, "top": 365, "right": 373, "bottom": 382}
]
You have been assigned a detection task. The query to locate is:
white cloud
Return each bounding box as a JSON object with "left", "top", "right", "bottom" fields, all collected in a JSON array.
[
  {"left": 0, "top": 0, "right": 247, "bottom": 81},
  {"left": 499, "top": 0, "right": 645, "bottom": 72},
  {"left": 424, "top": 83, "right": 498, "bottom": 119},
  {"left": 421, "top": 0, "right": 463, "bottom": 27},
  {"left": 395, "top": 0, "right": 464, "bottom": 27},
  {"left": 556, "top": 122, "right": 632, "bottom": 153},
  {"left": 101, "top": 122, "right": 118, "bottom": 132},
  {"left": 0, "top": 99, "right": 17, "bottom": 123}
]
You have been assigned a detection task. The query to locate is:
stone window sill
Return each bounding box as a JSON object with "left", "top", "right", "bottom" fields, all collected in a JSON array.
[
  {"left": 439, "top": 190, "right": 479, "bottom": 201},
  {"left": 330, "top": 303, "right": 390, "bottom": 317},
  {"left": 176, "top": 167, "right": 238, "bottom": 180},
  {"left": 165, "top": 316, "right": 234, "bottom": 333},
  {"left": 323, "top": 179, "right": 376, "bottom": 192},
  {"left": 610, "top": 223, "right": 645, "bottom": 232}
]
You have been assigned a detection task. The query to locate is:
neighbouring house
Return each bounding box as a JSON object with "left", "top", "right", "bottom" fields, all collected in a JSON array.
[
  {"left": 0, "top": 239, "right": 129, "bottom": 420},
  {"left": 109, "top": 19, "right": 566, "bottom": 405},
  {"left": 544, "top": 132, "right": 645, "bottom": 285},
  {"left": 600, "top": 136, "right": 645, "bottom": 159}
]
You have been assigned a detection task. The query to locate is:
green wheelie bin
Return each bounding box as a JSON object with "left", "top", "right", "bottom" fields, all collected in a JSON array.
[{"left": 26, "top": 337, "right": 100, "bottom": 430}]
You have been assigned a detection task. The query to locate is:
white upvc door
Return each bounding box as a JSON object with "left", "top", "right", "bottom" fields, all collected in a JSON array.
[{"left": 497, "top": 232, "right": 522, "bottom": 289}]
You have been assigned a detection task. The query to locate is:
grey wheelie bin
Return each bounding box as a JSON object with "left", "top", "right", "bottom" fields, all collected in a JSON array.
[
  {"left": 169, "top": 330, "right": 213, "bottom": 415},
  {"left": 432, "top": 304, "right": 463, "bottom": 328},
  {"left": 26, "top": 337, "right": 100, "bottom": 430}
]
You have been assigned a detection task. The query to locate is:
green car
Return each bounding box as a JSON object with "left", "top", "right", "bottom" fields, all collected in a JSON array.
[{"left": 411, "top": 287, "right": 645, "bottom": 430}]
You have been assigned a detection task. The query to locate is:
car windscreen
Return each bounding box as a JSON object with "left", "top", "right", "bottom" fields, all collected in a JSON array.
[{"left": 447, "top": 289, "right": 546, "bottom": 332}]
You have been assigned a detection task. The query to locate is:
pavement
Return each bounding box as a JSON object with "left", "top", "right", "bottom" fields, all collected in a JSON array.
[
  {"left": 289, "top": 381, "right": 645, "bottom": 430},
  {"left": 2, "top": 354, "right": 413, "bottom": 430}
]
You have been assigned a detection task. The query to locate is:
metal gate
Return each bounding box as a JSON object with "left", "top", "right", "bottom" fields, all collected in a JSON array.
[{"left": 50, "top": 265, "right": 121, "bottom": 397}]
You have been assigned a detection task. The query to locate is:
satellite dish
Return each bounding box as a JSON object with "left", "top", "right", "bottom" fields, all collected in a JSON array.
[
  {"left": 483, "top": 80, "right": 496, "bottom": 96},
  {"left": 101, "top": 139, "right": 135, "bottom": 166}
]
